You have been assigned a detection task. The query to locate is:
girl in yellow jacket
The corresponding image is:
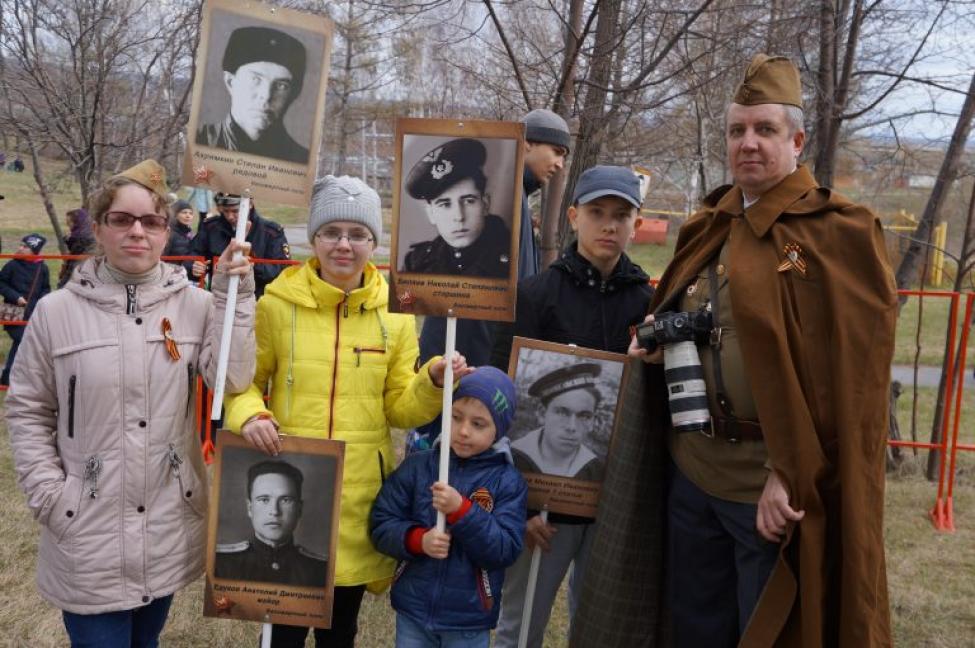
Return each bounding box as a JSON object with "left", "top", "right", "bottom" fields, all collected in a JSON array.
[{"left": 225, "top": 175, "right": 469, "bottom": 648}]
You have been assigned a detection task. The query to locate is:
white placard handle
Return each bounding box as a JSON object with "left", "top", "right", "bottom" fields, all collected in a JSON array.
[
  {"left": 210, "top": 194, "right": 251, "bottom": 420},
  {"left": 518, "top": 508, "right": 548, "bottom": 648},
  {"left": 435, "top": 316, "right": 458, "bottom": 532}
]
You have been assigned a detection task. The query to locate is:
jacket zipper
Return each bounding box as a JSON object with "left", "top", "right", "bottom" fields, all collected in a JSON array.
[
  {"left": 354, "top": 346, "right": 386, "bottom": 367},
  {"left": 67, "top": 375, "right": 77, "bottom": 438},
  {"left": 168, "top": 444, "right": 187, "bottom": 496},
  {"left": 125, "top": 284, "right": 137, "bottom": 315},
  {"left": 83, "top": 455, "right": 102, "bottom": 499},
  {"left": 326, "top": 295, "right": 347, "bottom": 439},
  {"left": 599, "top": 280, "right": 610, "bottom": 349},
  {"left": 377, "top": 450, "right": 386, "bottom": 484},
  {"left": 185, "top": 363, "right": 196, "bottom": 417}
]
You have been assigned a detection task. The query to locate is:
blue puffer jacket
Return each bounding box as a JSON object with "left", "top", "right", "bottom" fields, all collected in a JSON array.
[{"left": 370, "top": 448, "right": 527, "bottom": 631}]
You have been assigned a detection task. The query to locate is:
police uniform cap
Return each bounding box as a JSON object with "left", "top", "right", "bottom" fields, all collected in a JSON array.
[
  {"left": 406, "top": 138, "right": 487, "bottom": 201},
  {"left": 733, "top": 54, "right": 803, "bottom": 109},
  {"left": 215, "top": 192, "right": 242, "bottom": 207},
  {"left": 222, "top": 26, "right": 306, "bottom": 95},
  {"left": 529, "top": 362, "right": 602, "bottom": 404}
]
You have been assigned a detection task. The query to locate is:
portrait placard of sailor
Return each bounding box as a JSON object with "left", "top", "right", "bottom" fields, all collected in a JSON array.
[
  {"left": 183, "top": 0, "right": 333, "bottom": 207},
  {"left": 205, "top": 432, "right": 344, "bottom": 628},
  {"left": 506, "top": 338, "right": 629, "bottom": 518},
  {"left": 389, "top": 118, "right": 524, "bottom": 321}
]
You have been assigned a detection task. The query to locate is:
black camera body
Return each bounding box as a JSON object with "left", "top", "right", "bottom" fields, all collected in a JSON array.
[{"left": 635, "top": 309, "right": 713, "bottom": 353}]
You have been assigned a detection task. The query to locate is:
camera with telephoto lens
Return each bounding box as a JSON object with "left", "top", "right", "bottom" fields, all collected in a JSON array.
[
  {"left": 634, "top": 309, "right": 713, "bottom": 353},
  {"left": 635, "top": 308, "right": 714, "bottom": 433}
]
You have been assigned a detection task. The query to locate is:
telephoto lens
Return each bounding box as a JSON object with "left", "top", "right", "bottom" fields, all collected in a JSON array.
[{"left": 663, "top": 341, "right": 711, "bottom": 433}]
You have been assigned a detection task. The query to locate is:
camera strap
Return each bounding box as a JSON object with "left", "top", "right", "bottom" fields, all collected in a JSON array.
[{"left": 707, "top": 259, "right": 735, "bottom": 420}]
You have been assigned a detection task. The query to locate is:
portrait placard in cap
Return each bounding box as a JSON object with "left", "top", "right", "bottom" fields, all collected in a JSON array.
[
  {"left": 204, "top": 432, "right": 344, "bottom": 628},
  {"left": 505, "top": 338, "right": 630, "bottom": 518},
  {"left": 389, "top": 118, "right": 525, "bottom": 322},
  {"left": 182, "top": 0, "right": 333, "bottom": 207}
]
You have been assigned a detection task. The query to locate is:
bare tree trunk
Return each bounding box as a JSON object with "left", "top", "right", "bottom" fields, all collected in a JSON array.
[
  {"left": 333, "top": 0, "right": 356, "bottom": 175},
  {"left": 895, "top": 70, "right": 975, "bottom": 295},
  {"left": 25, "top": 137, "right": 66, "bottom": 253},
  {"left": 539, "top": 0, "right": 583, "bottom": 269},
  {"left": 558, "top": 0, "right": 622, "bottom": 249},
  {"left": 812, "top": 0, "right": 837, "bottom": 186}
]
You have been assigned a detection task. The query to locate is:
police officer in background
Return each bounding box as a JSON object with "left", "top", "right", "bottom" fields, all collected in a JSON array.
[
  {"left": 401, "top": 138, "right": 512, "bottom": 279},
  {"left": 190, "top": 192, "right": 290, "bottom": 297},
  {"left": 196, "top": 26, "right": 309, "bottom": 164},
  {"left": 215, "top": 460, "right": 327, "bottom": 587}
]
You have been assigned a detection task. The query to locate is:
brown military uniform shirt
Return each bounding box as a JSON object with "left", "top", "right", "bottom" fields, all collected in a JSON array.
[{"left": 668, "top": 236, "right": 769, "bottom": 503}]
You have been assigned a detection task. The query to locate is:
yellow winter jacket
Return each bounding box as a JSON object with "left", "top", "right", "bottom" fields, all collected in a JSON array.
[{"left": 224, "top": 259, "right": 443, "bottom": 588}]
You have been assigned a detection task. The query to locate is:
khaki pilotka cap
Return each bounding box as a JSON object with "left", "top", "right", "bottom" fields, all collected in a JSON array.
[
  {"left": 112, "top": 159, "right": 170, "bottom": 202},
  {"left": 733, "top": 54, "right": 803, "bottom": 109}
]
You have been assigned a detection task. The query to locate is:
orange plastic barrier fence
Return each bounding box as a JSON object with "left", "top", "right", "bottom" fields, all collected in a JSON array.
[
  {"left": 938, "top": 292, "right": 974, "bottom": 532},
  {"left": 3, "top": 253, "right": 973, "bottom": 533},
  {"left": 890, "top": 290, "right": 968, "bottom": 532}
]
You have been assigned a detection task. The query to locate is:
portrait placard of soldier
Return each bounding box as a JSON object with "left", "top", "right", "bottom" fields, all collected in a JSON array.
[
  {"left": 389, "top": 118, "right": 524, "bottom": 322},
  {"left": 204, "top": 432, "right": 344, "bottom": 628},
  {"left": 506, "top": 338, "right": 629, "bottom": 518},
  {"left": 183, "top": 0, "right": 332, "bottom": 207}
]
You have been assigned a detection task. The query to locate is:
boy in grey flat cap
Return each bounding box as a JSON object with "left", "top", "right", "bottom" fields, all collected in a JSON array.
[
  {"left": 401, "top": 138, "right": 512, "bottom": 279},
  {"left": 196, "top": 25, "right": 309, "bottom": 163}
]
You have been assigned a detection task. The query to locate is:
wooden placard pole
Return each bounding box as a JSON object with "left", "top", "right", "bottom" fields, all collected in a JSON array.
[
  {"left": 435, "top": 315, "right": 458, "bottom": 532},
  {"left": 209, "top": 191, "right": 251, "bottom": 420},
  {"left": 518, "top": 508, "right": 548, "bottom": 648}
]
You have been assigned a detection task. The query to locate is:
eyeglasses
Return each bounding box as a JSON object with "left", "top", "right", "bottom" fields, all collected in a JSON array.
[
  {"left": 315, "top": 228, "right": 374, "bottom": 246},
  {"left": 104, "top": 211, "right": 170, "bottom": 234}
]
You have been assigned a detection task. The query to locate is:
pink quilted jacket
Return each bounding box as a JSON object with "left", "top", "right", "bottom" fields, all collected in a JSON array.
[{"left": 5, "top": 258, "right": 255, "bottom": 614}]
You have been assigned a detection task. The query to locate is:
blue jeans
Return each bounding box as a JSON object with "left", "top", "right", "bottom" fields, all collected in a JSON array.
[
  {"left": 62, "top": 595, "right": 173, "bottom": 648},
  {"left": 395, "top": 614, "right": 490, "bottom": 648}
]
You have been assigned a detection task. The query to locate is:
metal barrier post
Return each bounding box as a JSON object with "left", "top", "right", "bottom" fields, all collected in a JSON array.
[{"left": 942, "top": 292, "right": 975, "bottom": 531}]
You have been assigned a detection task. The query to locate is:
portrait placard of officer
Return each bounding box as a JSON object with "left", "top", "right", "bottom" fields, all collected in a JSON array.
[
  {"left": 204, "top": 431, "right": 344, "bottom": 629},
  {"left": 506, "top": 338, "right": 629, "bottom": 518},
  {"left": 183, "top": 0, "right": 333, "bottom": 207},
  {"left": 389, "top": 118, "right": 524, "bottom": 322}
]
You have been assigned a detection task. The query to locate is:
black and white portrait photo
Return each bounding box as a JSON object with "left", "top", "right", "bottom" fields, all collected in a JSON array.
[
  {"left": 213, "top": 446, "right": 336, "bottom": 588},
  {"left": 194, "top": 11, "right": 325, "bottom": 164},
  {"left": 397, "top": 134, "right": 519, "bottom": 279},
  {"left": 509, "top": 344, "right": 627, "bottom": 482}
]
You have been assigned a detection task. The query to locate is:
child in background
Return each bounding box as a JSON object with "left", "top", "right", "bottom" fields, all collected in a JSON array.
[{"left": 371, "top": 367, "right": 528, "bottom": 648}]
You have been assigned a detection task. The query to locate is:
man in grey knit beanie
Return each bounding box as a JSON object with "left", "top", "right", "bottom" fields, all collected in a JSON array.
[{"left": 307, "top": 175, "right": 383, "bottom": 244}]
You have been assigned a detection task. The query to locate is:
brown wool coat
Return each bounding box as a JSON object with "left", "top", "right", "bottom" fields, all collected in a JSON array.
[{"left": 572, "top": 166, "right": 896, "bottom": 647}]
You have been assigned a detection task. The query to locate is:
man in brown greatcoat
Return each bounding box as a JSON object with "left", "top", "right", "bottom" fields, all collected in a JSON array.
[{"left": 570, "top": 55, "right": 896, "bottom": 647}]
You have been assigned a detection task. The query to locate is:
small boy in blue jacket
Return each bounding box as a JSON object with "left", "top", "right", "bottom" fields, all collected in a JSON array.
[{"left": 371, "top": 367, "right": 528, "bottom": 647}]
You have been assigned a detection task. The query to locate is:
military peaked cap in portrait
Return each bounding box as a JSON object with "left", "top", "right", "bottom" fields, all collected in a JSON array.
[
  {"left": 223, "top": 26, "right": 306, "bottom": 95},
  {"left": 733, "top": 54, "right": 803, "bottom": 109},
  {"left": 529, "top": 362, "right": 602, "bottom": 404},
  {"left": 113, "top": 159, "right": 169, "bottom": 202},
  {"left": 405, "top": 138, "right": 488, "bottom": 201}
]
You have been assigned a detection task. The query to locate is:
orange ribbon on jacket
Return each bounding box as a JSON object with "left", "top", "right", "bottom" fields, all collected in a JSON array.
[{"left": 162, "top": 318, "right": 180, "bottom": 361}]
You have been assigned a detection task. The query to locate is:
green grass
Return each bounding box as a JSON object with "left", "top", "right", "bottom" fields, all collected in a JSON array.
[
  {"left": 894, "top": 294, "right": 975, "bottom": 367},
  {"left": 1, "top": 397, "right": 971, "bottom": 645},
  {"left": 626, "top": 234, "right": 677, "bottom": 280}
]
